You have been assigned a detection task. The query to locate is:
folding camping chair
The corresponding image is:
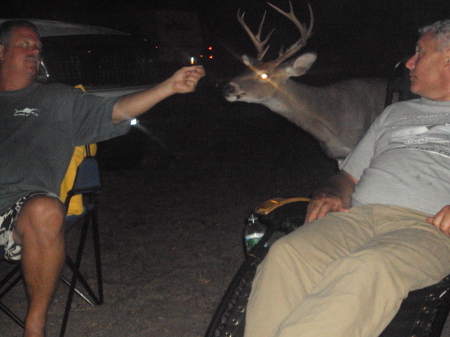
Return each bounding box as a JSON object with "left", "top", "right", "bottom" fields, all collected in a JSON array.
[
  {"left": 0, "top": 145, "right": 104, "bottom": 337},
  {"left": 204, "top": 61, "right": 450, "bottom": 337}
]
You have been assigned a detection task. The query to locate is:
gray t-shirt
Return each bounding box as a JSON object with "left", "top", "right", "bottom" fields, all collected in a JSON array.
[
  {"left": 341, "top": 97, "right": 450, "bottom": 215},
  {"left": 0, "top": 82, "right": 130, "bottom": 213}
]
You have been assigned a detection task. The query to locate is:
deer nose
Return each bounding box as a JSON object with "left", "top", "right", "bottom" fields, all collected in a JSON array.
[{"left": 222, "top": 84, "right": 235, "bottom": 96}]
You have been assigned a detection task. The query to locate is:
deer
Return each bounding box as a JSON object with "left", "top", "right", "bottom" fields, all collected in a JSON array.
[{"left": 222, "top": 2, "right": 388, "bottom": 161}]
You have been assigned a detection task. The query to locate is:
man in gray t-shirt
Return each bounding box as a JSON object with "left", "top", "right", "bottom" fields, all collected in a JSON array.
[
  {"left": 343, "top": 97, "right": 450, "bottom": 215},
  {"left": 0, "top": 20, "right": 205, "bottom": 337},
  {"left": 244, "top": 20, "right": 450, "bottom": 337}
]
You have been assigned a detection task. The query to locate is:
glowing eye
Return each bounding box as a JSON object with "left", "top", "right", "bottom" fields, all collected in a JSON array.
[{"left": 260, "top": 73, "right": 268, "bottom": 79}]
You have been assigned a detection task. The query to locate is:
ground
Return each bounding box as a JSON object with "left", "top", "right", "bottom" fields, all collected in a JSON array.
[{"left": 0, "top": 81, "right": 337, "bottom": 336}]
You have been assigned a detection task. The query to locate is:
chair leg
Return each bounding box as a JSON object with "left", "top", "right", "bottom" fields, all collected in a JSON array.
[
  {"left": 204, "top": 239, "right": 270, "bottom": 337},
  {"left": 63, "top": 255, "right": 101, "bottom": 306},
  {"left": 59, "top": 209, "right": 103, "bottom": 337},
  {"left": 0, "top": 264, "right": 25, "bottom": 329},
  {"left": 0, "top": 263, "right": 22, "bottom": 291},
  {"left": 59, "top": 214, "right": 91, "bottom": 337},
  {"left": 91, "top": 209, "right": 103, "bottom": 305},
  {"left": 0, "top": 300, "right": 25, "bottom": 328},
  {"left": 63, "top": 209, "right": 103, "bottom": 306},
  {"left": 61, "top": 269, "right": 96, "bottom": 307}
]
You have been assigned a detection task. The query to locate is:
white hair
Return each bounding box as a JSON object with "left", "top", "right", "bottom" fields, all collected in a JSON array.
[{"left": 419, "top": 19, "right": 450, "bottom": 51}]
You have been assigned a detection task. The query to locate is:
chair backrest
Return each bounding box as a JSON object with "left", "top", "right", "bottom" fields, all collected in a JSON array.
[
  {"left": 385, "top": 57, "right": 419, "bottom": 107},
  {"left": 64, "top": 156, "right": 101, "bottom": 210}
]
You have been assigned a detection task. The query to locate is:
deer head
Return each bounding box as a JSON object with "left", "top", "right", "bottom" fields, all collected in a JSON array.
[
  {"left": 223, "top": 2, "right": 316, "bottom": 106},
  {"left": 222, "top": 2, "right": 388, "bottom": 161}
]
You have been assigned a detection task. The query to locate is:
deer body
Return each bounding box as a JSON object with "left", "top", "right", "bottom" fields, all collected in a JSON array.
[
  {"left": 274, "top": 80, "right": 386, "bottom": 159},
  {"left": 224, "top": 2, "right": 388, "bottom": 160}
]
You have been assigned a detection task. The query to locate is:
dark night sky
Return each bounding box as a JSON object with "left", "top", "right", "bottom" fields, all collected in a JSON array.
[{"left": 4, "top": 0, "right": 450, "bottom": 78}]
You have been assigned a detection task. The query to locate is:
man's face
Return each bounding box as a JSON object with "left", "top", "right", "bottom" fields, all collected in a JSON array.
[
  {"left": 0, "top": 27, "right": 42, "bottom": 83},
  {"left": 406, "top": 32, "right": 450, "bottom": 101}
]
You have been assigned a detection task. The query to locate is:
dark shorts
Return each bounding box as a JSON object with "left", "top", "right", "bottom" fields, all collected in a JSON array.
[{"left": 0, "top": 191, "right": 58, "bottom": 261}]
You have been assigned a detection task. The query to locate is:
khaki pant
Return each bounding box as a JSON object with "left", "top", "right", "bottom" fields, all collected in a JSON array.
[{"left": 245, "top": 205, "right": 450, "bottom": 337}]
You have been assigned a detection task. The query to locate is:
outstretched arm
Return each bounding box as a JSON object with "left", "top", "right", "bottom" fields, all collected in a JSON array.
[
  {"left": 111, "top": 66, "right": 205, "bottom": 124},
  {"left": 305, "top": 170, "right": 358, "bottom": 223}
]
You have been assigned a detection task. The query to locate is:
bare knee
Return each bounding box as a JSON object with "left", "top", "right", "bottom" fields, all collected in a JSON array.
[{"left": 14, "top": 196, "right": 65, "bottom": 243}]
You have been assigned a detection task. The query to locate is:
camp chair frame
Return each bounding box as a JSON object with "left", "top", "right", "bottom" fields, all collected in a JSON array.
[{"left": 0, "top": 151, "right": 103, "bottom": 337}]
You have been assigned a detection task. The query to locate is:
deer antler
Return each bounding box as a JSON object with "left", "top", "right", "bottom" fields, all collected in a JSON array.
[
  {"left": 238, "top": 2, "right": 313, "bottom": 64},
  {"left": 237, "top": 9, "right": 275, "bottom": 61},
  {"left": 268, "top": 1, "right": 314, "bottom": 65}
]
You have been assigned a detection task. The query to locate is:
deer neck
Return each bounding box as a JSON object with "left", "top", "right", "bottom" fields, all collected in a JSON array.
[{"left": 262, "top": 80, "right": 337, "bottom": 140}]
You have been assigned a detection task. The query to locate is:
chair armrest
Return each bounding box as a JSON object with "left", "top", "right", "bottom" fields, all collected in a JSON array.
[{"left": 253, "top": 197, "right": 310, "bottom": 232}]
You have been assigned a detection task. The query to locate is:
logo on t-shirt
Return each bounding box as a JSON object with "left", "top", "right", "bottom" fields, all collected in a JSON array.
[
  {"left": 14, "top": 108, "right": 39, "bottom": 117},
  {"left": 388, "top": 124, "right": 450, "bottom": 158}
]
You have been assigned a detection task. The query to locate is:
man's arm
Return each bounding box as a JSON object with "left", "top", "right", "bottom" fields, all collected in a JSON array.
[
  {"left": 305, "top": 170, "right": 358, "bottom": 223},
  {"left": 111, "top": 66, "right": 205, "bottom": 124}
]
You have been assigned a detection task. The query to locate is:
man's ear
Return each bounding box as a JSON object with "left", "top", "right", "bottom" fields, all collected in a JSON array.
[{"left": 444, "top": 49, "right": 450, "bottom": 68}]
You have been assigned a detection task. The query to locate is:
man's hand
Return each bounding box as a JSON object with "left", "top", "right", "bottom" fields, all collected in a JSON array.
[
  {"left": 305, "top": 194, "right": 349, "bottom": 223},
  {"left": 305, "top": 170, "right": 357, "bottom": 223},
  {"left": 169, "top": 66, "right": 205, "bottom": 94},
  {"left": 427, "top": 205, "right": 450, "bottom": 236}
]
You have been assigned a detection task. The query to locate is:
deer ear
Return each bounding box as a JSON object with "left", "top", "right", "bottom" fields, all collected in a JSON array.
[
  {"left": 242, "top": 54, "right": 256, "bottom": 66},
  {"left": 284, "top": 52, "right": 317, "bottom": 77}
]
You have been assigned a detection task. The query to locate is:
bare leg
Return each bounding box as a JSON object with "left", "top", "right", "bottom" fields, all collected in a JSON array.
[{"left": 13, "top": 196, "right": 65, "bottom": 337}]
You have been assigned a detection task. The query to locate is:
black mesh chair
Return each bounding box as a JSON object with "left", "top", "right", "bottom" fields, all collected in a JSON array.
[
  {"left": 204, "top": 62, "right": 450, "bottom": 337},
  {"left": 385, "top": 56, "right": 419, "bottom": 106},
  {"left": 0, "top": 150, "right": 104, "bottom": 337}
]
